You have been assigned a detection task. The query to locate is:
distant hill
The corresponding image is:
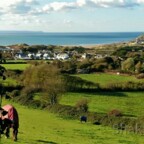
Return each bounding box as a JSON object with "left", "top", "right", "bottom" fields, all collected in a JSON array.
[
  {"left": 135, "top": 35, "right": 144, "bottom": 44},
  {"left": 0, "top": 30, "right": 44, "bottom": 34}
]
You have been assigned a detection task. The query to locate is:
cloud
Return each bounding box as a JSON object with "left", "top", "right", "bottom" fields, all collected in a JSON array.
[
  {"left": 33, "top": 1, "right": 77, "bottom": 14},
  {"left": 0, "top": 0, "right": 39, "bottom": 15},
  {"left": 0, "top": 0, "right": 143, "bottom": 17},
  {"left": 0, "top": 0, "right": 143, "bottom": 16},
  {"left": 31, "top": 0, "right": 141, "bottom": 15},
  {"left": 89, "top": 0, "right": 139, "bottom": 8},
  {"left": 63, "top": 19, "right": 73, "bottom": 25},
  {"left": 137, "top": 0, "right": 144, "bottom": 3}
]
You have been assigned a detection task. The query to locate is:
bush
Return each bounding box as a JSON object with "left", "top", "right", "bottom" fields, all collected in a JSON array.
[
  {"left": 15, "top": 86, "right": 36, "bottom": 105},
  {"left": 75, "top": 99, "right": 89, "bottom": 112},
  {"left": 136, "top": 73, "right": 144, "bottom": 79},
  {"left": 108, "top": 109, "right": 122, "bottom": 117},
  {"left": 7, "top": 90, "right": 20, "bottom": 98}
]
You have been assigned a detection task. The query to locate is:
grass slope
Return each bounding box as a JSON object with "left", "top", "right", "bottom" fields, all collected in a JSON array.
[
  {"left": 61, "top": 91, "right": 144, "bottom": 117},
  {"left": 75, "top": 73, "right": 144, "bottom": 87},
  {"left": 1, "top": 64, "right": 29, "bottom": 70},
  {"left": 0, "top": 100, "right": 143, "bottom": 144}
]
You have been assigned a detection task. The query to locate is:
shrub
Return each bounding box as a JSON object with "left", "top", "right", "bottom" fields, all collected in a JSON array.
[
  {"left": 136, "top": 73, "right": 144, "bottom": 79},
  {"left": 108, "top": 109, "right": 122, "bottom": 117},
  {"left": 15, "top": 86, "right": 36, "bottom": 105},
  {"left": 7, "top": 90, "right": 20, "bottom": 98},
  {"left": 75, "top": 99, "right": 89, "bottom": 112}
]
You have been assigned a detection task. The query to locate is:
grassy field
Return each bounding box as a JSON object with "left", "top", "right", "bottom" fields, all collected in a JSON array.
[
  {"left": 1, "top": 100, "right": 143, "bottom": 144},
  {"left": 75, "top": 73, "right": 144, "bottom": 87},
  {"left": 60, "top": 91, "right": 144, "bottom": 117},
  {"left": 1, "top": 63, "right": 30, "bottom": 70},
  {"left": 0, "top": 70, "right": 144, "bottom": 143},
  {"left": 60, "top": 73, "right": 144, "bottom": 117}
]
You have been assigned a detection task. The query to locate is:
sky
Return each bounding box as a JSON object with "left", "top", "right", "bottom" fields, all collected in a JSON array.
[{"left": 0, "top": 0, "right": 144, "bottom": 32}]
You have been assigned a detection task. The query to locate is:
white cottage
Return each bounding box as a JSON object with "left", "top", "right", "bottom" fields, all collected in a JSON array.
[{"left": 56, "top": 53, "right": 69, "bottom": 60}]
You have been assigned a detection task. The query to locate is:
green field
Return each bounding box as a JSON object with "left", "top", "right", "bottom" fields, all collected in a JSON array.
[
  {"left": 0, "top": 70, "right": 144, "bottom": 143},
  {"left": 60, "top": 74, "right": 144, "bottom": 117},
  {"left": 1, "top": 63, "right": 30, "bottom": 70},
  {"left": 75, "top": 73, "right": 144, "bottom": 87},
  {"left": 60, "top": 91, "right": 144, "bottom": 117},
  {"left": 1, "top": 100, "right": 143, "bottom": 144}
]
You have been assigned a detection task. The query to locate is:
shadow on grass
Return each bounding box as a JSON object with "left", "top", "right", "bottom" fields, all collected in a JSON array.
[
  {"left": 71, "top": 90, "right": 127, "bottom": 97},
  {"left": 95, "top": 91, "right": 127, "bottom": 97},
  {"left": 36, "top": 140, "right": 57, "bottom": 144}
]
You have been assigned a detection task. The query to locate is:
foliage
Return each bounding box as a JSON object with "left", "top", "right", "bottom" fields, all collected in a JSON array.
[
  {"left": 121, "top": 58, "right": 135, "bottom": 72},
  {"left": 135, "top": 61, "right": 144, "bottom": 73},
  {"left": 108, "top": 109, "right": 122, "bottom": 117},
  {"left": 61, "top": 91, "right": 144, "bottom": 117},
  {"left": 21, "top": 63, "right": 65, "bottom": 105},
  {"left": 64, "top": 75, "right": 99, "bottom": 91},
  {"left": 75, "top": 98, "right": 89, "bottom": 112},
  {"left": 136, "top": 73, "right": 144, "bottom": 79},
  {"left": 16, "top": 86, "right": 36, "bottom": 105}
]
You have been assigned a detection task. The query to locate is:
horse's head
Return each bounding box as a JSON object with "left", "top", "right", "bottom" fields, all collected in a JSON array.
[{"left": 0, "top": 118, "right": 12, "bottom": 135}]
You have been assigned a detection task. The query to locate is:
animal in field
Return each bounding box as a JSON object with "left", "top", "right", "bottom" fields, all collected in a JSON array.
[
  {"left": 0, "top": 118, "right": 13, "bottom": 137},
  {"left": 113, "top": 123, "right": 126, "bottom": 134},
  {"left": 80, "top": 116, "right": 87, "bottom": 123},
  {"left": 1, "top": 104, "right": 19, "bottom": 141}
]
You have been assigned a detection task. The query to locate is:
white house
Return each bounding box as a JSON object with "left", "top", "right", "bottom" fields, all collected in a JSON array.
[
  {"left": 81, "top": 53, "right": 91, "bottom": 59},
  {"left": 15, "top": 53, "right": 30, "bottom": 60},
  {"left": 81, "top": 53, "right": 87, "bottom": 59},
  {"left": 28, "top": 53, "right": 35, "bottom": 59},
  {"left": 43, "top": 53, "right": 51, "bottom": 60},
  {"left": 95, "top": 54, "right": 103, "bottom": 59},
  {"left": 36, "top": 53, "right": 42, "bottom": 59},
  {"left": 56, "top": 53, "right": 69, "bottom": 60}
]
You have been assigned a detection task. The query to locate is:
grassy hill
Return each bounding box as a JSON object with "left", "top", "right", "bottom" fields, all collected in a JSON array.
[
  {"left": 74, "top": 73, "right": 144, "bottom": 87},
  {"left": 1, "top": 100, "right": 143, "bottom": 144},
  {"left": 0, "top": 64, "right": 144, "bottom": 143}
]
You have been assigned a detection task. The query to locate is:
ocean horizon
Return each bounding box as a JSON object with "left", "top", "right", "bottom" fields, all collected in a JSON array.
[{"left": 0, "top": 32, "right": 143, "bottom": 46}]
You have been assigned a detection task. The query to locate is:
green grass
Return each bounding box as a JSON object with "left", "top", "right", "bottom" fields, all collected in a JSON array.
[
  {"left": 1, "top": 63, "right": 30, "bottom": 70},
  {"left": 1, "top": 100, "right": 143, "bottom": 144},
  {"left": 0, "top": 78, "right": 18, "bottom": 86},
  {"left": 0, "top": 73, "right": 144, "bottom": 143},
  {"left": 75, "top": 73, "right": 144, "bottom": 87},
  {"left": 60, "top": 91, "right": 144, "bottom": 117}
]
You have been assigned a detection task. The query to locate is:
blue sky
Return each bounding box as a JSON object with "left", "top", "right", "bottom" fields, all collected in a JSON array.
[{"left": 0, "top": 0, "right": 144, "bottom": 32}]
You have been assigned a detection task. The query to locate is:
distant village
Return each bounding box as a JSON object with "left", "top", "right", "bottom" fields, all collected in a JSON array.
[
  {"left": 0, "top": 35, "right": 144, "bottom": 62},
  {"left": 0, "top": 44, "right": 110, "bottom": 61}
]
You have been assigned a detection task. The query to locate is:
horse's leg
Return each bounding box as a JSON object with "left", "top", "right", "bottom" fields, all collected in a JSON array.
[
  {"left": 13, "top": 127, "right": 18, "bottom": 141},
  {"left": 5, "top": 126, "right": 10, "bottom": 138}
]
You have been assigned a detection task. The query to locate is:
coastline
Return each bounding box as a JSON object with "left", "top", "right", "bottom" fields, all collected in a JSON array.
[
  {"left": 62, "top": 41, "right": 129, "bottom": 49},
  {"left": 0, "top": 32, "right": 141, "bottom": 47}
]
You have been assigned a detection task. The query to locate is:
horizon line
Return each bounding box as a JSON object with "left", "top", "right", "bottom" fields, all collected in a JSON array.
[{"left": 0, "top": 30, "right": 144, "bottom": 33}]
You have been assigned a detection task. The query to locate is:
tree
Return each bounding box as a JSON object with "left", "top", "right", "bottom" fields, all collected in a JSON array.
[
  {"left": 121, "top": 58, "right": 135, "bottom": 72},
  {"left": 0, "top": 65, "right": 6, "bottom": 107},
  {"left": 21, "top": 63, "right": 65, "bottom": 105},
  {"left": 135, "top": 61, "right": 142, "bottom": 74}
]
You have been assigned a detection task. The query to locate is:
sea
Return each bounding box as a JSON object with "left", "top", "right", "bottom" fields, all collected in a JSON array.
[{"left": 0, "top": 32, "right": 143, "bottom": 46}]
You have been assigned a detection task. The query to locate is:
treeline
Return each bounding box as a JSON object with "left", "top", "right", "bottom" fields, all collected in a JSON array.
[{"left": 3, "top": 62, "right": 144, "bottom": 107}]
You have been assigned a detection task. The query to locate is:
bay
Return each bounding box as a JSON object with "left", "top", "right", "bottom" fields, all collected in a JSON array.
[{"left": 0, "top": 32, "right": 143, "bottom": 46}]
